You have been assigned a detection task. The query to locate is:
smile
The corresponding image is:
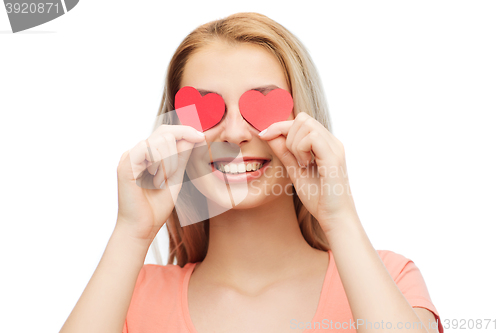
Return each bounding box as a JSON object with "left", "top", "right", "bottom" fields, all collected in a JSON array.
[
  {"left": 213, "top": 161, "right": 266, "bottom": 174},
  {"left": 209, "top": 159, "right": 272, "bottom": 183}
]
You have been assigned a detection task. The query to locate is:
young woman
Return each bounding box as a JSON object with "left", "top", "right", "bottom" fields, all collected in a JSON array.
[{"left": 59, "top": 13, "right": 443, "bottom": 333}]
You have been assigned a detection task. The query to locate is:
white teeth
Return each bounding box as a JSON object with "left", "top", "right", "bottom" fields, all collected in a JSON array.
[{"left": 215, "top": 161, "right": 266, "bottom": 174}]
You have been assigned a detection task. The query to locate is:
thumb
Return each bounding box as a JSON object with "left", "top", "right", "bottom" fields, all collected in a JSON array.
[{"left": 266, "top": 136, "right": 300, "bottom": 177}]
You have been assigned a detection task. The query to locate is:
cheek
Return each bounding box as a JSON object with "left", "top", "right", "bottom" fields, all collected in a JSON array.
[
  {"left": 185, "top": 149, "right": 205, "bottom": 176},
  {"left": 263, "top": 159, "right": 291, "bottom": 184}
]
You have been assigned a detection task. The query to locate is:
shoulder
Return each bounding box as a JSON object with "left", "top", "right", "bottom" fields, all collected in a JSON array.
[
  {"left": 131, "top": 262, "right": 195, "bottom": 299},
  {"left": 136, "top": 262, "right": 191, "bottom": 287},
  {"left": 376, "top": 249, "right": 413, "bottom": 266},
  {"left": 375, "top": 250, "right": 443, "bottom": 333},
  {"left": 375, "top": 249, "right": 430, "bottom": 296},
  {"left": 375, "top": 249, "right": 416, "bottom": 279},
  {"left": 128, "top": 263, "right": 195, "bottom": 310},
  {"left": 126, "top": 262, "right": 196, "bottom": 330}
]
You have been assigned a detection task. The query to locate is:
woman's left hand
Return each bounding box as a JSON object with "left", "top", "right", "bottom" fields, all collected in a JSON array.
[{"left": 258, "top": 112, "right": 357, "bottom": 235}]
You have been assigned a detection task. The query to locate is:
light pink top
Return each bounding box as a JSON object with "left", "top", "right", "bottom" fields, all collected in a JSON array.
[{"left": 123, "top": 249, "right": 443, "bottom": 333}]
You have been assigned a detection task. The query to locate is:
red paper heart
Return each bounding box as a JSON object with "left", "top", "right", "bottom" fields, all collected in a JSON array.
[
  {"left": 239, "top": 89, "right": 294, "bottom": 131},
  {"left": 174, "top": 86, "right": 225, "bottom": 132}
]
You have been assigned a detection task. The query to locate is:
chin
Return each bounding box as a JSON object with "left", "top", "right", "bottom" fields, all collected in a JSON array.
[
  {"left": 191, "top": 175, "right": 292, "bottom": 211},
  {"left": 231, "top": 189, "right": 279, "bottom": 209}
]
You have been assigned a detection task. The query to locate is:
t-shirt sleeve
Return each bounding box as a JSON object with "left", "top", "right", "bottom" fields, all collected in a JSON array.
[
  {"left": 121, "top": 263, "right": 186, "bottom": 332},
  {"left": 122, "top": 264, "right": 149, "bottom": 333},
  {"left": 378, "top": 250, "right": 444, "bottom": 333}
]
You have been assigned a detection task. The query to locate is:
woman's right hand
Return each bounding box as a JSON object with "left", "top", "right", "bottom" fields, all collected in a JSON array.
[{"left": 115, "top": 124, "right": 206, "bottom": 245}]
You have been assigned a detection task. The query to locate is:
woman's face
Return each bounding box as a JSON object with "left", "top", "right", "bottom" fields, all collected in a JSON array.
[{"left": 180, "top": 40, "right": 294, "bottom": 210}]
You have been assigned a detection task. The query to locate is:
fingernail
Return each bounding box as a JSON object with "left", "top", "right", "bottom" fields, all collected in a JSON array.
[
  {"left": 297, "top": 160, "right": 303, "bottom": 168},
  {"left": 258, "top": 128, "right": 268, "bottom": 137},
  {"left": 196, "top": 130, "right": 205, "bottom": 137},
  {"left": 160, "top": 180, "right": 166, "bottom": 189}
]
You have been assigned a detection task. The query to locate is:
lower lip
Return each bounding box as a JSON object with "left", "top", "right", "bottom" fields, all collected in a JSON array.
[{"left": 210, "top": 160, "right": 271, "bottom": 183}]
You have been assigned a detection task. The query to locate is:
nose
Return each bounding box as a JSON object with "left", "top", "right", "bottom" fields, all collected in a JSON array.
[{"left": 218, "top": 102, "right": 253, "bottom": 145}]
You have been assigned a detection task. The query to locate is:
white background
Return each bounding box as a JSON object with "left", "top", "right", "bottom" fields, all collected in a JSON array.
[{"left": 1, "top": 1, "right": 499, "bottom": 332}]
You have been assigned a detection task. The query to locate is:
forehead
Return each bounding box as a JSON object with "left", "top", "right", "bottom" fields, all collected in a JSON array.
[{"left": 180, "top": 40, "right": 290, "bottom": 95}]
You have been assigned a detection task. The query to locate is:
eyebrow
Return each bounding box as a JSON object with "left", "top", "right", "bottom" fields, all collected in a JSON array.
[{"left": 197, "top": 85, "right": 280, "bottom": 96}]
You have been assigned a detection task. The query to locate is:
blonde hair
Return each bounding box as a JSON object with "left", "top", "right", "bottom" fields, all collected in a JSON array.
[{"left": 151, "top": 12, "right": 333, "bottom": 267}]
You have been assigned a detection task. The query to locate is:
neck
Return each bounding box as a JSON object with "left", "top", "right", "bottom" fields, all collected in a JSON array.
[{"left": 197, "top": 193, "right": 321, "bottom": 292}]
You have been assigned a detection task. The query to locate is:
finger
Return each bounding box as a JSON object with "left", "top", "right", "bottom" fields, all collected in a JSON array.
[
  {"left": 164, "top": 134, "right": 178, "bottom": 177},
  {"left": 146, "top": 160, "right": 160, "bottom": 177},
  {"left": 266, "top": 135, "right": 300, "bottom": 172},
  {"left": 150, "top": 124, "right": 206, "bottom": 144},
  {"left": 128, "top": 140, "right": 163, "bottom": 180},
  {"left": 144, "top": 137, "right": 166, "bottom": 189},
  {"left": 151, "top": 138, "right": 199, "bottom": 190},
  {"left": 147, "top": 133, "right": 179, "bottom": 184},
  {"left": 296, "top": 131, "right": 333, "bottom": 167},
  {"left": 295, "top": 133, "right": 316, "bottom": 167},
  {"left": 143, "top": 141, "right": 168, "bottom": 189},
  {"left": 290, "top": 125, "right": 314, "bottom": 167},
  {"left": 145, "top": 138, "right": 161, "bottom": 176},
  {"left": 153, "top": 160, "right": 168, "bottom": 189},
  {"left": 285, "top": 112, "right": 312, "bottom": 150},
  {"left": 168, "top": 139, "right": 197, "bottom": 188},
  {"left": 258, "top": 120, "right": 294, "bottom": 140},
  {"left": 289, "top": 115, "right": 341, "bottom": 166},
  {"left": 176, "top": 140, "right": 197, "bottom": 167}
]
